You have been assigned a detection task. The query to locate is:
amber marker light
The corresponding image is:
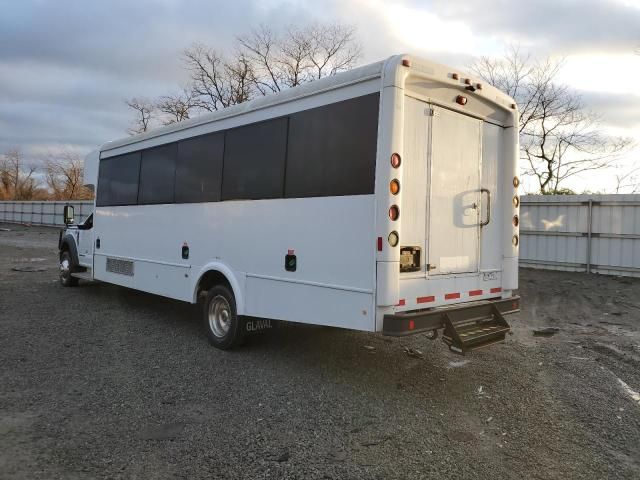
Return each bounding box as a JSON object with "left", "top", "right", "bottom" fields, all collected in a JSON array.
[
  {"left": 513, "top": 215, "right": 519, "bottom": 227},
  {"left": 389, "top": 205, "right": 400, "bottom": 221},
  {"left": 512, "top": 235, "right": 519, "bottom": 246},
  {"left": 513, "top": 176, "right": 520, "bottom": 188},
  {"left": 513, "top": 196, "right": 520, "bottom": 208},
  {"left": 390, "top": 179, "right": 400, "bottom": 195}
]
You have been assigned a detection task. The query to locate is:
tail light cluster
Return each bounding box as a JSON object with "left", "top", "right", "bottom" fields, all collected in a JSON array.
[
  {"left": 388, "top": 153, "right": 401, "bottom": 246},
  {"left": 512, "top": 176, "right": 520, "bottom": 247}
]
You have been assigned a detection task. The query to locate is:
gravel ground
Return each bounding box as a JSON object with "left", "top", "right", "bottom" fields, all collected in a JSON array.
[{"left": 1, "top": 223, "right": 639, "bottom": 480}]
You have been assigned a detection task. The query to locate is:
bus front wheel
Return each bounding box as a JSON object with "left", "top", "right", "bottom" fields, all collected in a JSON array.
[
  {"left": 59, "top": 251, "right": 78, "bottom": 287},
  {"left": 202, "top": 285, "right": 245, "bottom": 349}
]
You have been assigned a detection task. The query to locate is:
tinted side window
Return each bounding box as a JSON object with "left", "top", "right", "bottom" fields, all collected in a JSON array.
[
  {"left": 175, "top": 133, "right": 224, "bottom": 203},
  {"left": 139, "top": 143, "right": 177, "bottom": 205},
  {"left": 96, "top": 157, "right": 113, "bottom": 207},
  {"left": 285, "top": 93, "right": 379, "bottom": 198},
  {"left": 96, "top": 152, "right": 141, "bottom": 206},
  {"left": 222, "top": 118, "right": 288, "bottom": 200}
]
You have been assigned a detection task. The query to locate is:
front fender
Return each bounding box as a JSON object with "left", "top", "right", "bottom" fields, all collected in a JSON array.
[
  {"left": 60, "top": 234, "right": 79, "bottom": 265},
  {"left": 193, "top": 262, "right": 246, "bottom": 315}
]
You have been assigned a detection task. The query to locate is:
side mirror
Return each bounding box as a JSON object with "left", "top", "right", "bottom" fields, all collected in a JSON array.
[{"left": 63, "top": 205, "right": 75, "bottom": 225}]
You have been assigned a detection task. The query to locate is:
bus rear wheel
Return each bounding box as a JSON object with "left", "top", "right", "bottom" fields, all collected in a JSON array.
[{"left": 203, "top": 285, "right": 245, "bottom": 349}]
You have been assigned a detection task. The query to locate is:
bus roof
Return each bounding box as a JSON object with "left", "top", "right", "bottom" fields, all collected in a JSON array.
[{"left": 101, "top": 53, "right": 517, "bottom": 155}]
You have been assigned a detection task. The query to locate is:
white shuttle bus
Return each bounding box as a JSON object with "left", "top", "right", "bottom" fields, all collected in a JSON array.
[{"left": 59, "top": 54, "right": 520, "bottom": 354}]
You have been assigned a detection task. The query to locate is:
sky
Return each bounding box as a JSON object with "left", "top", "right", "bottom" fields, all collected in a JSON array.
[{"left": 0, "top": 0, "right": 639, "bottom": 193}]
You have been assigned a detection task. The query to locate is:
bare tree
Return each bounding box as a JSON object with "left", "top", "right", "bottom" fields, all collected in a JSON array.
[
  {"left": 44, "top": 150, "right": 93, "bottom": 200},
  {"left": 615, "top": 165, "right": 640, "bottom": 194},
  {"left": 127, "top": 22, "right": 361, "bottom": 129},
  {"left": 307, "top": 23, "right": 361, "bottom": 79},
  {"left": 0, "top": 148, "right": 39, "bottom": 200},
  {"left": 277, "top": 27, "right": 313, "bottom": 88},
  {"left": 125, "top": 97, "right": 155, "bottom": 134},
  {"left": 238, "top": 25, "right": 285, "bottom": 93},
  {"left": 470, "top": 47, "right": 632, "bottom": 194},
  {"left": 156, "top": 88, "right": 197, "bottom": 125},
  {"left": 182, "top": 44, "right": 257, "bottom": 112}
]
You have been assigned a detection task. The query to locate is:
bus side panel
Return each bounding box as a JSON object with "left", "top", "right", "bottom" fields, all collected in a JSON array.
[
  {"left": 93, "top": 195, "right": 377, "bottom": 330},
  {"left": 246, "top": 278, "right": 374, "bottom": 331}
]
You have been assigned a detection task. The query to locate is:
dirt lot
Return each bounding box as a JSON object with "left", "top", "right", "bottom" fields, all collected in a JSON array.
[{"left": 1, "top": 223, "right": 639, "bottom": 479}]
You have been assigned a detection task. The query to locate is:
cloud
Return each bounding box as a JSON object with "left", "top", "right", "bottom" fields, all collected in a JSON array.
[
  {"left": 0, "top": 0, "right": 638, "bottom": 184},
  {"left": 405, "top": 0, "right": 640, "bottom": 55},
  {"left": 581, "top": 91, "right": 640, "bottom": 131}
]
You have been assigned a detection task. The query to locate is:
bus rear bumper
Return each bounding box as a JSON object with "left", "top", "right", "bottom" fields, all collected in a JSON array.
[{"left": 382, "top": 296, "right": 520, "bottom": 336}]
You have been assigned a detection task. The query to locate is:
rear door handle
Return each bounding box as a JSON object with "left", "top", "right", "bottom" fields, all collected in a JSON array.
[{"left": 480, "top": 188, "right": 491, "bottom": 226}]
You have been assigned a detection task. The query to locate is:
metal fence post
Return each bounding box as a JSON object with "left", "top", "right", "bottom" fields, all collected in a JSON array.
[{"left": 586, "top": 199, "right": 593, "bottom": 274}]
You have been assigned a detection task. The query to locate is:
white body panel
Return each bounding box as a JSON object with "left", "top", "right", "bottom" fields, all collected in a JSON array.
[
  {"left": 93, "top": 197, "right": 376, "bottom": 330},
  {"left": 77, "top": 228, "right": 93, "bottom": 268},
  {"left": 428, "top": 105, "right": 481, "bottom": 276},
  {"left": 73, "top": 54, "right": 519, "bottom": 334}
]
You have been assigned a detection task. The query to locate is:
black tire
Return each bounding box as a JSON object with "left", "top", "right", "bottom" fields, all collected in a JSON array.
[
  {"left": 59, "top": 250, "right": 79, "bottom": 287},
  {"left": 202, "top": 285, "right": 245, "bottom": 349}
]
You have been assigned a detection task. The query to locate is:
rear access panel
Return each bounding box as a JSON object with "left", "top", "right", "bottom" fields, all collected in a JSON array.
[{"left": 427, "top": 106, "right": 482, "bottom": 276}]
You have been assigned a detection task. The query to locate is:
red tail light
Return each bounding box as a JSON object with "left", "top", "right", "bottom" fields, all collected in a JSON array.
[{"left": 389, "top": 205, "right": 399, "bottom": 221}]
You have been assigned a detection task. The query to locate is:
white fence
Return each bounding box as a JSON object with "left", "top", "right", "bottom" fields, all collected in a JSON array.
[
  {"left": 0, "top": 201, "right": 93, "bottom": 227},
  {"left": 2, "top": 196, "right": 640, "bottom": 277},
  {"left": 520, "top": 194, "right": 640, "bottom": 277}
]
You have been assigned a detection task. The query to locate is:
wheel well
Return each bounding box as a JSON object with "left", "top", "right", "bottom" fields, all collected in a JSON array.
[
  {"left": 59, "top": 241, "right": 70, "bottom": 260},
  {"left": 196, "top": 270, "right": 232, "bottom": 303}
]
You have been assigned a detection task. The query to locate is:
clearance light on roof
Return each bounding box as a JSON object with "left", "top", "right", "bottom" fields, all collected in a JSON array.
[
  {"left": 391, "top": 153, "right": 401, "bottom": 168},
  {"left": 513, "top": 215, "right": 519, "bottom": 227},
  {"left": 456, "top": 95, "right": 468, "bottom": 106},
  {"left": 402, "top": 59, "right": 411, "bottom": 67},
  {"left": 389, "top": 205, "right": 400, "bottom": 221},
  {"left": 512, "top": 234, "right": 519, "bottom": 247},
  {"left": 452, "top": 73, "right": 460, "bottom": 80},
  {"left": 513, "top": 176, "right": 520, "bottom": 188},
  {"left": 390, "top": 179, "right": 400, "bottom": 195},
  {"left": 513, "top": 196, "right": 520, "bottom": 208}
]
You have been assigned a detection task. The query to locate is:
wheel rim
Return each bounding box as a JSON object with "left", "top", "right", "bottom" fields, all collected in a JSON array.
[
  {"left": 208, "top": 295, "right": 232, "bottom": 338},
  {"left": 60, "top": 257, "right": 70, "bottom": 280}
]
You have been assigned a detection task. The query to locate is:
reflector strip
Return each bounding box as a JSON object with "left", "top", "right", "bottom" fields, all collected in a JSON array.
[
  {"left": 417, "top": 295, "right": 435, "bottom": 304},
  {"left": 490, "top": 287, "right": 502, "bottom": 294},
  {"left": 445, "top": 292, "right": 460, "bottom": 300},
  {"left": 469, "top": 289, "right": 483, "bottom": 296},
  {"left": 396, "top": 299, "right": 406, "bottom": 306}
]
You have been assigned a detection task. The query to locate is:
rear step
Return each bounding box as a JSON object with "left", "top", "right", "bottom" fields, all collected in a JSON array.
[{"left": 442, "top": 304, "right": 510, "bottom": 355}]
